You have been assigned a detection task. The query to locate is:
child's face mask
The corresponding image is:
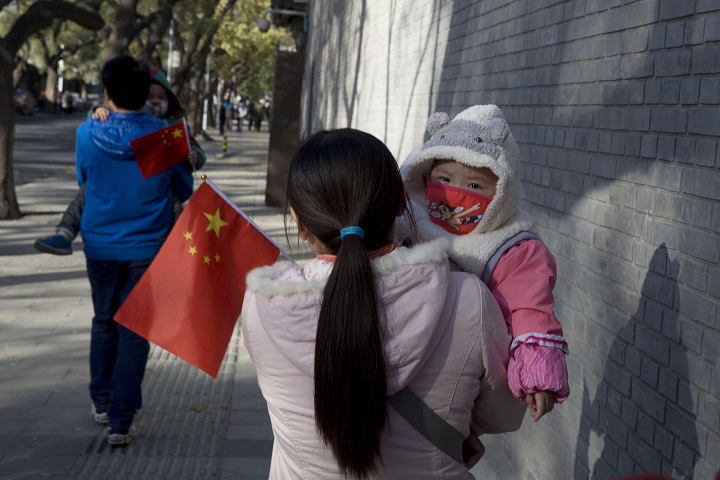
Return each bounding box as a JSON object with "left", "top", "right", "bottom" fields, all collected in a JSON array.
[
  {"left": 145, "top": 100, "right": 168, "bottom": 117},
  {"left": 424, "top": 179, "right": 492, "bottom": 235}
]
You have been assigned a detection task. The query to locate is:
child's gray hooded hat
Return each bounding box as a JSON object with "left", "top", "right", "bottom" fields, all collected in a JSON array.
[
  {"left": 401, "top": 104, "right": 521, "bottom": 235},
  {"left": 399, "top": 105, "right": 538, "bottom": 276}
]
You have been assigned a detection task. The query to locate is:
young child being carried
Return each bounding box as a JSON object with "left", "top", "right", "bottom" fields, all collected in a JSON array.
[
  {"left": 399, "top": 104, "right": 569, "bottom": 422},
  {"left": 34, "top": 67, "right": 206, "bottom": 256}
]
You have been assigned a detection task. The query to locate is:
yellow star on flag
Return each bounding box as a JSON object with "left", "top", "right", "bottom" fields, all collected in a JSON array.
[
  {"left": 215, "top": 253, "right": 221, "bottom": 262},
  {"left": 184, "top": 231, "right": 193, "bottom": 240},
  {"left": 172, "top": 128, "right": 183, "bottom": 139},
  {"left": 204, "top": 209, "right": 228, "bottom": 238},
  {"left": 188, "top": 246, "right": 198, "bottom": 255},
  {"left": 203, "top": 255, "right": 211, "bottom": 264}
]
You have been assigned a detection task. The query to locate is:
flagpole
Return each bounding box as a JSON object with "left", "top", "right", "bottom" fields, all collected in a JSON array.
[
  {"left": 185, "top": 120, "right": 201, "bottom": 189},
  {"left": 182, "top": 119, "right": 192, "bottom": 152}
]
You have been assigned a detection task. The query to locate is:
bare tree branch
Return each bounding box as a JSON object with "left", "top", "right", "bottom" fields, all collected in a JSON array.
[
  {"left": 134, "top": 8, "right": 162, "bottom": 33},
  {"left": 140, "top": 0, "right": 183, "bottom": 64},
  {"left": 104, "top": 0, "right": 139, "bottom": 59},
  {"left": 172, "top": 0, "right": 237, "bottom": 94},
  {"left": 3, "top": 1, "right": 104, "bottom": 56},
  {"left": 75, "top": 0, "right": 105, "bottom": 10}
]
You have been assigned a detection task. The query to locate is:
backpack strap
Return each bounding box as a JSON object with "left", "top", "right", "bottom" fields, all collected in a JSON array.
[
  {"left": 387, "top": 387, "right": 465, "bottom": 464},
  {"left": 480, "top": 231, "right": 539, "bottom": 284}
]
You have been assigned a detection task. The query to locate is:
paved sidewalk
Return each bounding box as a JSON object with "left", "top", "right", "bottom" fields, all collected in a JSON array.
[{"left": 0, "top": 116, "right": 517, "bottom": 479}]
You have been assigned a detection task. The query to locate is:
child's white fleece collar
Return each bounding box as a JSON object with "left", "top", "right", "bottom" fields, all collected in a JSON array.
[{"left": 400, "top": 105, "right": 522, "bottom": 235}]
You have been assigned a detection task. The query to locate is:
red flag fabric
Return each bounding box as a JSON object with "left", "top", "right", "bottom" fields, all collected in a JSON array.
[
  {"left": 114, "top": 180, "right": 281, "bottom": 377},
  {"left": 130, "top": 120, "right": 190, "bottom": 179}
]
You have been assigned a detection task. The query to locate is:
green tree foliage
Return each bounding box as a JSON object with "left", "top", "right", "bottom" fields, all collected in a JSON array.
[
  {"left": 213, "top": 0, "right": 290, "bottom": 99},
  {"left": 28, "top": 18, "right": 103, "bottom": 108},
  {"left": 163, "top": 0, "right": 239, "bottom": 135}
]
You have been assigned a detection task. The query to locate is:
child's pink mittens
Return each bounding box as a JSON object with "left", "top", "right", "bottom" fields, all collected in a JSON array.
[{"left": 508, "top": 341, "right": 569, "bottom": 403}]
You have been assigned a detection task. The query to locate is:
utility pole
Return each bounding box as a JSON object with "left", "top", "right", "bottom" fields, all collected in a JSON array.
[
  {"left": 202, "top": 55, "right": 210, "bottom": 131},
  {"left": 166, "top": 18, "right": 175, "bottom": 81}
]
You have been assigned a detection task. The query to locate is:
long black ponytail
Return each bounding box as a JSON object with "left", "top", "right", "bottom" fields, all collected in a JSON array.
[{"left": 286, "top": 129, "right": 411, "bottom": 478}]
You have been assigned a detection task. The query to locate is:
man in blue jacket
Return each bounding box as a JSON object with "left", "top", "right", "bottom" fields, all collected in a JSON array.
[{"left": 76, "top": 55, "right": 193, "bottom": 446}]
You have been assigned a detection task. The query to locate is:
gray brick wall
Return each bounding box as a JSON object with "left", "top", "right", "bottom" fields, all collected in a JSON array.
[{"left": 301, "top": 1, "right": 720, "bottom": 478}]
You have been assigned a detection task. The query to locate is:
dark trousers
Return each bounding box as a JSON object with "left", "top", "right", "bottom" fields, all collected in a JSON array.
[
  {"left": 87, "top": 257, "right": 152, "bottom": 430},
  {"left": 58, "top": 186, "right": 85, "bottom": 236}
]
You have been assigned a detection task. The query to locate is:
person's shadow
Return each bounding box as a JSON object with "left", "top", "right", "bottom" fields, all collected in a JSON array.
[{"left": 574, "top": 244, "right": 699, "bottom": 478}]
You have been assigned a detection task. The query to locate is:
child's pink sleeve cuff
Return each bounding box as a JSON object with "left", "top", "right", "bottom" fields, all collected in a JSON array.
[{"left": 508, "top": 338, "right": 570, "bottom": 403}]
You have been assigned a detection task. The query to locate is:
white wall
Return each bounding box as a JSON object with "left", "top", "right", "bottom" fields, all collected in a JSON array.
[{"left": 302, "top": 1, "right": 720, "bottom": 479}]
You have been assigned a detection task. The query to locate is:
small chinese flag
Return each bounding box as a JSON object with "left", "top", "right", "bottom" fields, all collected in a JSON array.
[
  {"left": 114, "top": 180, "right": 281, "bottom": 377},
  {"left": 130, "top": 120, "right": 191, "bottom": 179}
]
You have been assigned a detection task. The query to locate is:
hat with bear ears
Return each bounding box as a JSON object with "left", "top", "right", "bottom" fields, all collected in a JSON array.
[{"left": 400, "top": 104, "right": 522, "bottom": 234}]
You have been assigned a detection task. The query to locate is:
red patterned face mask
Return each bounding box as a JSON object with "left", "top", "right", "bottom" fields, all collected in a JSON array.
[{"left": 424, "top": 179, "right": 493, "bottom": 235}]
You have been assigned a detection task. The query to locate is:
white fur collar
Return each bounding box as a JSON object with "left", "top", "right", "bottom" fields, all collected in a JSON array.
[
  {"left": 409, "top": 202, "right": 538, "bottom": 276},
  {"left": 246, "top": 238, "right": 451, "bottom": 298}
]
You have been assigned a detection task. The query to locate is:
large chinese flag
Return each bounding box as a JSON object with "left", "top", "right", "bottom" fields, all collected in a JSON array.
[
  {"left": 114, "top": 180, "right": 281, "bottom": 377},
  {"left": 130, "top": 120, "right": 190, "bottom": 179}
]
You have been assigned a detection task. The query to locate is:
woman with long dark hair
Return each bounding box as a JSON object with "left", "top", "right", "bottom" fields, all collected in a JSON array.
[{"left": 241, "top": 128, "right": 523, "bottom": 479}]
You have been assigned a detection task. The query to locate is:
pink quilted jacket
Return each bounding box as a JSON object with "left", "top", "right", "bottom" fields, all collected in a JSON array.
[
  {"left": 488, "top": 239, "right": 570, "bottom": 403},
  {"left": 241, "top": 240, "right": 525, "bottom": 479}
]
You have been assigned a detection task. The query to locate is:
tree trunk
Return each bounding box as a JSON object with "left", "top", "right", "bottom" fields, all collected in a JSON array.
[
  {"left": 45, "top": 66, "right": 58, "bottom": 112},
  {"left": 186, "top": 72, "right": 204, "bottom": 137},
  {"left": 0, "top": 0, "right": 103, "bottom": 220},
  {"left": 0, "top": 59, "right": 20, "bottom": 219},
  {"left": 104, "top": 0, "right": 139, "bottom": 61}
]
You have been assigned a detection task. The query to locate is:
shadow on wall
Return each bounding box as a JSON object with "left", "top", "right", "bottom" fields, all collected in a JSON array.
[
  {"left": 574, "top": 244, "right": 698, "bottom": 478},
  {"left": 305, "top": 3, "right": 710, "bottom": 476},
  {"left": 346, "top": 0, "right": 366, "bottom": 127},
  {"left": 309, "top": 0, "right": 447, "bottom": 153},
  {"left": 383, "top": 0, "right": 447, "bottom": 154},
  {"left": 313, "top": 0, "right": 367, "bottom": 129}
]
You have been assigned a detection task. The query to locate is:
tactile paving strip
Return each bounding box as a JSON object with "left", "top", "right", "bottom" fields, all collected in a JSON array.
[{"left": 68, "top": 328, "right": 240, "bottom": 478}]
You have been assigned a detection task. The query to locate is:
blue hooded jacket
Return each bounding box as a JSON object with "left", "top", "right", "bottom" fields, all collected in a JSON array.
[{"left": 76, "top": 112, "right": 193, "bottom": 260}]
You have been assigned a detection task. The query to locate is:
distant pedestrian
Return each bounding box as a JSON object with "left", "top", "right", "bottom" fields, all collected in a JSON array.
[
  {"left": 219, "top": 99, "right": 226, "bottom": 135},
  {"left": 246, "top": 100, "right": 255, "bottom": 129},
  {"left": 222, "top": 96, "right": 234, "bottom": 133},
  {"left": 254, "top": 103, "right": 265, "bottom": 131},
  {"left": 61, "top": 92, "right": 74, "bottom": 114},
  {"left": 236, "top": 99, "right": 247, "bottom": 132},
  {"left": 75, "top": 55, "right": 193, "bottom": 446}
]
